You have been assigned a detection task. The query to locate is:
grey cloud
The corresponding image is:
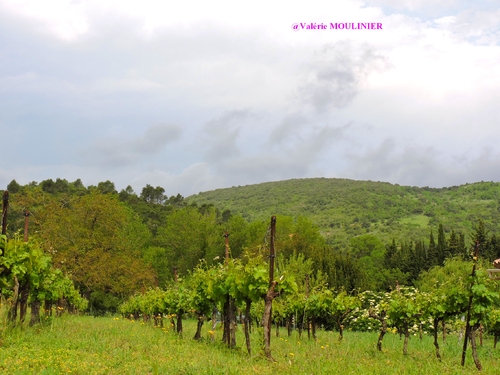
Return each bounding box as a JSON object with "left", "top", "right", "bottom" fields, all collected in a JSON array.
[
  {"left": 268, "top": 113, "right": 309, "bottom": 144},
  {"left": 208, "top": 121, "right": 352, "bottom": 186},
  {"left": 204, "top": 110, "right": 254, "bottom": 162},
  {"left": 135, "top": 124, "right": 181, "bottom": 153},
  {"left": 87, "top": 124, "right": 181, "bottom": 167},
  {"left": 343, "top": 139, "right": 500, "bottom": 187},
  {"left": 298, "top": 41, "right": 389, "bottom": 113},
  {"left": 268, "top": 110, "right": 353, "bottom": 152}
]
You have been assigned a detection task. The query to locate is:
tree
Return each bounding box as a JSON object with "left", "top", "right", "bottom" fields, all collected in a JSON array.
[
  {"left": 97, "top": 180, "right": 117, "bottom": 195},
  {"left": 37, "top": 191, "right": 155, "bottom": 311},
  {"left": 437, "top": 224, "right": 447, "bottom": 265},
  {"left": 324, "top": 251, "right": 367, "bottom": 292},
  {"left": 155, "top": 206, "right": 224, "bottom": 276},
  {"left": 426, "top": 230, "right": 438, "bottom": 269},
  {"left": 40, "top": 179, "right": 56, "bottom": 193},
  {"left": 448, "top": 230, "right": 460, "bottom": 258},
  {"left": 140, "top": 184, "right": 166, "bottom": 204},
  {"left": 384, "top": 239, "right": 397, "bottom": 269},
  {"left": 7, "top": 179, "right": 21, "bottom": 193},
  {"left": 349, "top": 235, "right": 386, "bottom": 290}
]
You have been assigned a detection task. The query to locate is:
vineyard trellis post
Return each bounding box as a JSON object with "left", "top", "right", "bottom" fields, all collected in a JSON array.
[
  {"left": 461, "top": 240, "right": 481, "bottom": 370},
  {"left": 222, "top": 232, "right": 236, "bottom": 348},
  {"left": 2, "top": 190, "right": 8, "bottom": 237},
  {"left": 224, "top": 232, "right": 230, "bottom": 264},
  {"left": 263, "top": 215, "right": 277, "bottom": 361},
  {"left": 173, "top": 267, "right": 178, "bottom": 283},
  {"left": 305, "top": 273, "right": 311, "bottom": 340},
  {"left": 24, "top": 211, "right": 30, "bottom": 242}
]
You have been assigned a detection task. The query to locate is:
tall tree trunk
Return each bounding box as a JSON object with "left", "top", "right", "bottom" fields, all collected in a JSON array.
[
  {"left": 494, "top": 332, "right": 499, "bottom": 349},
  {"left": 312, "top": 317, "right": 317, "bottom": 340}
]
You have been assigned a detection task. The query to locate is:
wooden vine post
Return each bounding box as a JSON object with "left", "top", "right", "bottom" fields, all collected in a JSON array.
[
  {"left": 263, "top": 216, "right": 277, "bottom": 361},
  {"left": 20, "top": 211, "right": 31, "bottom": 322},
  {"left": 222, "top": 232, "right": 236, "bottom": 348},
  {"left": 461, "top": 241, "right": 482, "bottom": 371},
  {"left": 1, "top": 190, "right": 8, "bottom": 237},
  {"left": 23, "top": 211, "right": 30, "bottom": 242},
  {"left": 171, "top": 267, "right": 178, "bottom": 332},
  {"left": 305, "top": 273, "right": 311, "bottom": 340}
]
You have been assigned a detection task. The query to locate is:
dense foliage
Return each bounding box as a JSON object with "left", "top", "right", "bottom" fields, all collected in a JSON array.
[{"left": 187, "top": 178, "right": 500, "bottom": 246}]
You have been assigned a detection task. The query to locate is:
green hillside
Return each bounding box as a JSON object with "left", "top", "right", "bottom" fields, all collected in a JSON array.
[{"left": 187, "top": 178, "right": 500, "bottom": 246}]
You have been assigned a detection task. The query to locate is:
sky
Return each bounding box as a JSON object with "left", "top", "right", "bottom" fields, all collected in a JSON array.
[{"left": 1, "top": 0, "right": 499, "bottom": 196}]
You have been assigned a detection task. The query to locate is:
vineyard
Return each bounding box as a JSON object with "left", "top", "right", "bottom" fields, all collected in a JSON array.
[
  {"left": 118, "top": 249, "right": 500, "bottom": 372},
  {"left": 2, "top": 181, "right": 500, "bottom": 373}
]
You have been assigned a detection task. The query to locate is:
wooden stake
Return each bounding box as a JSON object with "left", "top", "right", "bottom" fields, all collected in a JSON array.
[{"left": 1, "top": 191, "right": 8, "bottom": 237}]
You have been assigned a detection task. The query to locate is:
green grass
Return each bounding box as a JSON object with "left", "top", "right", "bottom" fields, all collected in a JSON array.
[
  {"left": 1, "top": 315, "right": 500, "bottom": 374},
  {"left": 399, "top": 215, "right": 430, "bottom": 227}
]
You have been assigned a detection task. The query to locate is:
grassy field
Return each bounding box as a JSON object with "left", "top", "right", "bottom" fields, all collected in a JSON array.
[{"left": 1, "top": 315, "right": 500, "bottom": 374}]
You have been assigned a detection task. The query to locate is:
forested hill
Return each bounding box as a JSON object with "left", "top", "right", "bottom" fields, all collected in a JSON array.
[{"left": 186, "top": 178, "right": 500, "bottom": 245}]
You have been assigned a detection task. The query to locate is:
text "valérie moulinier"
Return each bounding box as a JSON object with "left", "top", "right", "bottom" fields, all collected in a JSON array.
[{"left": 291, "top": 23, "right": 383, "bottom": 31}]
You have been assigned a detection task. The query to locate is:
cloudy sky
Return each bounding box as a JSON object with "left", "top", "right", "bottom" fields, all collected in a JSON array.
[{"left": 1, "top": 0, "right": 499, "bottom": 196}]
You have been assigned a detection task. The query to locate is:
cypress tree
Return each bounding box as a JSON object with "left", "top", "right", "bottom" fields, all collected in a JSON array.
[
  {"left": 459, "top": 232, "right": 466, "bottom": 258},
  {"left": 384, "top": 238, "right": 397, "bottom": 269},
  {"left": 437, "top": 224, "right": 447, "bottom": 265},
  {"left": 426, "top": 230, "right": 438, "bottom": 269},
  {"left": 472, "top": 219, "right": 490, "bottom": 260},
  {"left": 490, "top": 234, "right": 500, "bottom": 261},
  {"left": 448, "top": 230, "right": 460, "bottom": 258},
  {"left": 399, "top": 241, "right": 412, "bottom": 275},
  {"left": 409, "top": 240, "right": 426, "bottom": 282}
]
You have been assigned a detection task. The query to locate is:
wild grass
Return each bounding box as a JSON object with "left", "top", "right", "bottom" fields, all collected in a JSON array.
[{"left": 1, "top": 315, "right": 500, "bottom": 374}]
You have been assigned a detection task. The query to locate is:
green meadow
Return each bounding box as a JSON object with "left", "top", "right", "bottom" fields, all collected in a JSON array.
[{"left": 1, "top": 315, "right": 500, "bottom": 374}]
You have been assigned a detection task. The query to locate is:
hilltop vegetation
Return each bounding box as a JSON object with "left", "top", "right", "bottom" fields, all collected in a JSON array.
[{"left": 186, "top": 178, "right": 500, "bottom": 246}]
